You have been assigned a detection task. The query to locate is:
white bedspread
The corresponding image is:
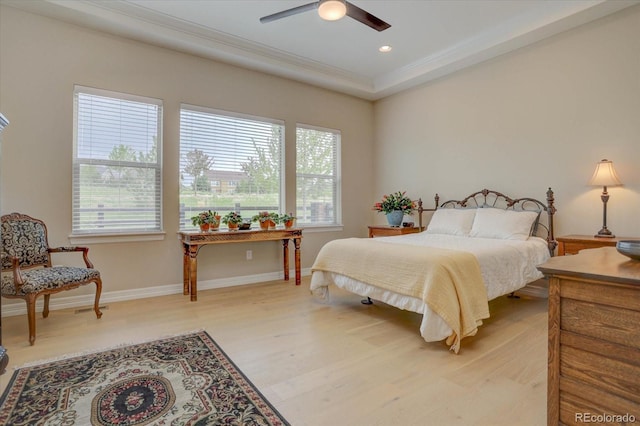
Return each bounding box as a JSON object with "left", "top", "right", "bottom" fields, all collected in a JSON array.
[{"left": 310, "top": 233, "right": 550, "bottom": 343}]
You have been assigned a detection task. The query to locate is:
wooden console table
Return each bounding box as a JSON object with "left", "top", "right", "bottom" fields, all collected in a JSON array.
[{"left": 179, "top": 228, "right": 302, "bottom": 301}]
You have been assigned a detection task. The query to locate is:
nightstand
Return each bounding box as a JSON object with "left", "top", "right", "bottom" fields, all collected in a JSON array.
[
  {"left": 368, "top": 225, "right": 423, "bottom": 238},
  {"left": 556, "top": 234, "right": 640, "bottom": 255}
]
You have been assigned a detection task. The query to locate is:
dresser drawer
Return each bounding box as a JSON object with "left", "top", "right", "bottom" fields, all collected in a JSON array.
[{"left": 560, "top": 298, "right": 640, "bottom": 348}]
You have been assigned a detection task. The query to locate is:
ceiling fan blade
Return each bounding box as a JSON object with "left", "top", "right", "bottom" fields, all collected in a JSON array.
[
  {"left": 260, "top": 2, "right": 319, "bottom": 24},
  {"left": 345, "top": 1, "right": 391, "bottom": 32}
]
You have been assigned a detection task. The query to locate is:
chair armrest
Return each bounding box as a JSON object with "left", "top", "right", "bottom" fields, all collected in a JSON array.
[
  {"left": 48, "top": 246, "right": 86, "bottom": 253},
  {"left": 49, "top": 246, "right": 94, "bottom": 268},
  {"left": 6, "top": 255, "right": 25, "bottom": 289}
]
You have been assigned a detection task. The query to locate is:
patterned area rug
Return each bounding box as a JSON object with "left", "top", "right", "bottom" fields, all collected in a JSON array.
[{"left": 0, "top": 330, "right": 289, "bottom": 425}]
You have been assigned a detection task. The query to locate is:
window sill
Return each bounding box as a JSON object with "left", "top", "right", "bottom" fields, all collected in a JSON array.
[
  {"left": 297, "top": 224, "right": 344, "bottom": 233},
  {"left": 69, "top": 232, "right": 166, "bottom": 245}
]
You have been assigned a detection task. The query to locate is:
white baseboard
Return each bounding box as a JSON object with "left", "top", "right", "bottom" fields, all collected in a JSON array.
[{"left": 1, "top": 268, "right": 312, "bottom": 317}]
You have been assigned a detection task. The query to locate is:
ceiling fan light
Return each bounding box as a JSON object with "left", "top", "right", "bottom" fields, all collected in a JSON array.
[{"left": 318, "top": 0, "right": 347, "bottom": 21}]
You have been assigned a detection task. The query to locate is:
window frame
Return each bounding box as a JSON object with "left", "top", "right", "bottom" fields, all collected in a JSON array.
[
  {"left": 179, "top": 104, "right": 285, "bottom": 230},
  {"left": 295, "top": 123, "right": 342, "bottom": 229},
  {"left": 70, "top": 85, "right": 164, "bottom": 244}
]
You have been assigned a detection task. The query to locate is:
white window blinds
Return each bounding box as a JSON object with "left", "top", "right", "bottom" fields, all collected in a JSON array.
[
  {"left": 179, "top": 105, "right": 284, "bottom": 229},
  {"left": 72, "top": 86, "right": 163, "bottom": 234},
  {"left": 296, "top": 124, "right": 341, "bottom": 226}
]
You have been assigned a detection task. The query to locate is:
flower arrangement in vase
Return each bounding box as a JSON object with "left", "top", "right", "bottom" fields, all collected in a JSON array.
[
  {"left": 279, "top": 213, "right": 296, "bottom": 229},
  {"left": 252, "top": 211, "right": 279, "bottom": 230},
  {"left": 191, "top": 210, "right": 220, "bottom": 232},
  {"left": 222, "top": 211, "right": 243, "bottom": 230},
  {"left": 373, "top": 191, "right": 415, "bottom": 227}
]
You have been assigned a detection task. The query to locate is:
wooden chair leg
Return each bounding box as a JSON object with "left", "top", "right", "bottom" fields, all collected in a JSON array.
[
  {"left": 25, "top": 294, "right": 37, "bottom": 346},
  {"left": 43, "top": 294, "right": 50, "bottom": 318},
  {"left": 94, "top": 279, "right": 103, "bottom": 319}
]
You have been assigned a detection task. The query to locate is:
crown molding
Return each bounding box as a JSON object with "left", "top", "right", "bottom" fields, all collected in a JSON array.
[{"left": 2, "top": 0, "right": 638, "bottom": 100}]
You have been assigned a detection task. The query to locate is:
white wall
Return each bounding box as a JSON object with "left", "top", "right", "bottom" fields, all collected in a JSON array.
[
  {"left": 0, "top": 6, "right": 374, "bottom": 312},
  {"left": 373, "top": 6, "right": 640, "bottom": 238}
]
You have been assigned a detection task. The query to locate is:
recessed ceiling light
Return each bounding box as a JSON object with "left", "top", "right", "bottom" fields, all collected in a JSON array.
[{"left": 379, "top": 45, "right": 392, "bottom": 53}]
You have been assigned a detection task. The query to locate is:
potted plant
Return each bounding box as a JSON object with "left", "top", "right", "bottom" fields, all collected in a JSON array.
[
  {"left": 191, "top": 210, "right": 220, "bottom": 232},
  {"left": 279, "top": 213, "right": 296, "bottom": 229},
  {"left": 252, "top": 211, "right": 279, "bottom": 230},
  {"left": 373, "top": 191, "right": 415, "bottom": 227},
  {"left": 267, "top": 212, "right": 279, "bottom": 229},
  {"left": 252, "top": 211, "right": 272, "bottom": 230},
  {"left": 222, "top": 211, "right": 243, "bottom": 230},
  {"left": 210, "top": 212, "right": 221, "bottom": 230}
]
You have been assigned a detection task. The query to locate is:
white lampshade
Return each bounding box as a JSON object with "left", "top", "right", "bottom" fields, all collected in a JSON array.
[
  {"left": 589, "top": 159, "right": 622, "bottom": 187},
  {"left": 318, "top": 0, "right": 347, "bottom": 21}
]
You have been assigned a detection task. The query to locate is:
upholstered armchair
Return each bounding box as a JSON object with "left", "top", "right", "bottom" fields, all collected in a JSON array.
[{"left": 1, "top": 213, "right": 102, "bottom": 345}]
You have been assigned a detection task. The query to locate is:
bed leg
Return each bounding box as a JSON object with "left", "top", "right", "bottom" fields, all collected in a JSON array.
[
  {"left": 508, "top": 292, "right": 520, "bottom": 299},
  {"left": 361, "top": 297, "right": 373, "bottom": 305}
]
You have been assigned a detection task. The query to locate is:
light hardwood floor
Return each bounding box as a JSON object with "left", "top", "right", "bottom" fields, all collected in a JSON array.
[{"left": 0, "top": 277, "right": 548, "bottom": 425}]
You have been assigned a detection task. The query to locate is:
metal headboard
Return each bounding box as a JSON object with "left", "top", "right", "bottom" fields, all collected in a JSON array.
[{"left": 417, "top": 188, "right": 557, "bottom": 255}]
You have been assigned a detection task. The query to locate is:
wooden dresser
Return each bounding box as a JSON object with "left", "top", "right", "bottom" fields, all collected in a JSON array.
[{"left": 537, "top": 247, "right": 640, "bottom": 425}]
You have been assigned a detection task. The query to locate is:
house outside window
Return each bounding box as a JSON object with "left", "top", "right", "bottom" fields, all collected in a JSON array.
[
  {"left": 179, "top": 105, "right": 284, "bottom": 229},
  {"left": 296, "top": 124, "right": 341, "bottom": 226},
  {"left": 72, "top": 86, "right": 163, "bottom": 239}
]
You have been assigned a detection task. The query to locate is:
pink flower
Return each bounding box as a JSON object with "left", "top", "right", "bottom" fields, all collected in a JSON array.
[{"left": 373, "top": 191, "right": 415, "bottom": 215}]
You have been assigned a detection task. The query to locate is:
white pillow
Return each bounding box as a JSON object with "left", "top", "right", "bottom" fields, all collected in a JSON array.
[
  {"left": 469, "top": 208, "right": 539, "bottom": 240},
  {"left": 425, "top": 209, "right": 476, "bottom": 236}
]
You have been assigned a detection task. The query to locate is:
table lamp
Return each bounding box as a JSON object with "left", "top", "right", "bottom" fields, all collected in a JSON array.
[{"left": 589, "top": 159, "right": 622, "bottom": 238}]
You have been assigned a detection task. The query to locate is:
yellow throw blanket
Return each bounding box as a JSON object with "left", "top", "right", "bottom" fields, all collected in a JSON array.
[{"left": 311, "top": 238, "right": 490, "bottom": 353}]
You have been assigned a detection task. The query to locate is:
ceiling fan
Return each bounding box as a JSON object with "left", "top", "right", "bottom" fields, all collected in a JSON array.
[{"left": 260, "top": 0, "right": 391, "bottom": 32}]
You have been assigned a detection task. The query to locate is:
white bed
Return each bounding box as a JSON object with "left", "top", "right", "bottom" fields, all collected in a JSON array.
[{"left": 310, "top": 188, "right": 557, "bottom": 351}]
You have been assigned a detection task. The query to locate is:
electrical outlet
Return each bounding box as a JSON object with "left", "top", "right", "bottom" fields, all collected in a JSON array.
[{"left": 246, "top": 250, "right": 252, "bottom": 260}]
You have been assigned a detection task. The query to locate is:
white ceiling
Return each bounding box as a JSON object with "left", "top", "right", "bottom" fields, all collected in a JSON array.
[{"left": 3, "top": 0, "right": 638, "bottom": 100}]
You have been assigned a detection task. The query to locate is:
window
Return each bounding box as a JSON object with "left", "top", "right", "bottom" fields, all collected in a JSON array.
[
  {"left": 296, "top": 124, "right": 341, "bottom": 226},
  {"left": 72, "top": 86, "right": 163, "bottom": 237},
  {"left": 179, "top": 105, "right": 284, "bottom": 229}
]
